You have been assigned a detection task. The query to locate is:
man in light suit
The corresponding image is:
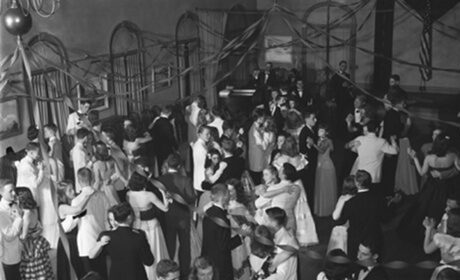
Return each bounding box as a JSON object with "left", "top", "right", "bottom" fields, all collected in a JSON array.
[
  {"left": 346, "top": 120, "right": 398, "bottom": 195},
  {"left": 70, "top": 128, "right": 92, "bottom": 193},
  {"left": 192, "top": 125, "right": 211, "bottom": 197},
  {"left": 264, "top": 207, "right": 299, "bottom": 280},
  {"left": 0, "top": 180, "right": 23, "bottom": 280}
]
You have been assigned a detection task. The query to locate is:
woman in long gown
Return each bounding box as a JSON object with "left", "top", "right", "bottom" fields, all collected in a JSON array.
[
  {"left": 227, "top": 179, "right": 253, "bottom": 280},
  {"left": 186, "top": 95, "right": 207, "bottom": 144},
  {"left": 313, "top": 125, "right": 337, "bottom": 217},
  {"left": 127, "top": 172, "right": 170, "bottom": 280},
  {"left": 398, "top": 133, "right": 457, "bottom": 244},
  {"left": 258, "top": 163, "right": 301, "bottom": 234},
  {"left": 93, "top": 141, "right": 126, "bottom": 206}
]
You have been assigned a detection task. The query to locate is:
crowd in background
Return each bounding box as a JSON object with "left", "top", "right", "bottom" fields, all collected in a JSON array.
[{"left": 0, "top": 60, "right": 459, "bottom": 280}]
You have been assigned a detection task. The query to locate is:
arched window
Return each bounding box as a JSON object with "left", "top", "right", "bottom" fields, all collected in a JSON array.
[
  {"left": 27, "top": 32, "right": 71, "bottom": 134},
  {"left": 302, "top": 1, "right": 357, "bottom": 89},
  {"left": 109, "top": 21, "right": 147, "bottom": 115},
  {"left": 176, "top": 12, "right": 203, "bottom": 98}
]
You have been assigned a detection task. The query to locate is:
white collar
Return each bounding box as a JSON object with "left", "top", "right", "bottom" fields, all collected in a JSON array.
[
  {"left": 213, "top": 202, "right": 225, "bottom": 211},
  {"left": 357, "top": 189, "right": 369, "bottom": 193},
  {"left": 167, "top": 168, "right": 178, "bottom": 173}
]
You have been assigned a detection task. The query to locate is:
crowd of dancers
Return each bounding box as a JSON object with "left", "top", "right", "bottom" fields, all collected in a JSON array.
[{"left": 0, "top": 61, "right": 459, "bottom": 280}]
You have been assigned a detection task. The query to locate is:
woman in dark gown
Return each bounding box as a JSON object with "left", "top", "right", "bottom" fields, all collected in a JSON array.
[{"left": 398, "top": 133, "right": 457, "bottom": 244}]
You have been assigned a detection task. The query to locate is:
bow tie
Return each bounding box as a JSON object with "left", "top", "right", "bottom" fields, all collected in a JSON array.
[{"left": 9, "top": 201, "right": 16, "bottom": 207}]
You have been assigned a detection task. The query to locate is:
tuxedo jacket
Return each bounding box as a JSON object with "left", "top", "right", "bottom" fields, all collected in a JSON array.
[
  {"left": 98, "top": 227, "right": 154, "bottom": 280},
  {"left": 353, "top": 266, "right": 389, "bottom": 280},
  {"left": 219, "top": 156, "right": 245, "bottom": 183},
  {"left": 299, "top": 125, "right": 318, "bottom": 169},
  {"left": 151, "top": 117, "right": 177, "bottom": 159},
  {"left": 381, "top": 109, "right": 403, "bottom": 141},
  {"left": 202, "top": 205, "right": 242, "bottom": 280},
  {"left": 336, "top": 191, "right": 383, "bottom": 256},
  {"left": 158, "top": 172, "right": 196, "bottom": 221}
]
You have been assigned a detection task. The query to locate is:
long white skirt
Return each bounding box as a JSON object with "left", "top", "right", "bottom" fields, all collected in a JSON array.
[
  {"left": 327, "top": 225, "right": 348, "bottom": 254},
  {"left": 134, "top": 218, "right": 169, "bottom": 280},
  {"left": 295, "top": 180, "right": 319, "bottom": 246}
]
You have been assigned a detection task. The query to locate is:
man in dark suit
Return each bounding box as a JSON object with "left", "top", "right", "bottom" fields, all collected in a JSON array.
[
  {"left": 219, "top": 138, "right": 245, "bottom": 183},
  {"left": 330, "top": 60, "right": 354, "bottom": 133},
  {"left": 353, "top": 235, "right": 388, "bottom": 280},
  {"left": 202, "top": 184, "right": 248, "bottom": 280},
  {"left": 90, "top": 203, "right": 154, "bottom": 280},
  {"left": 158, "top": 154, "right": 196, "bottom": 280},
  {"left": 151, "top": 105, "right": 178, "bottom": 170},
  {"left": 262, "top": 62, "right": 277, "bottom": 88},
  {"left": 290, "top": 80, "right": 314, "bottom": 111},
  {"left": 335, "top": 170, "right": 383, "bottom": 260},
  {"left": 299, "top": 111, "right": 318, "bottom": 209}
]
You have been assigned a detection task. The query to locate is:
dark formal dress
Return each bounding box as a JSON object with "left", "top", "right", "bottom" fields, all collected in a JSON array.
[
  {"left": 336, "top": 190, "right": 383, "bottom": 260},
  {"left": 381, "top": 108, "right": 404, "bottom": 196},
  {"left": 97, "top": 227, "right": 154, "bottom": 280},
  {"left": 299, "top": 125, "right": 318, "bottom": 209},
  {"left": 158, "top": 172, "right": 196, "bottom": 279},
  {"left": 151, "top": 116, "right": 178, "bottom": 169},
  {"left": 398, "top": 167, "right": 454, "bottom": 245},
  {"left": 202, "top": 205, "right": 242, "bottom": 280}
]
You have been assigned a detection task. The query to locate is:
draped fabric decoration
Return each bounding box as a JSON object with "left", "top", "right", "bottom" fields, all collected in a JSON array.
[
  {"left": 403, "top": 0, "right": 460, "bottom": 82},
  {"left": 109, "top": 21, "right": 147, "bottom": 115},
  {"left": 197, "top": 10, "right": 227, "bottom": 107},
  {"left": 27, "top": 33, "right": 71, "bottom": 134}
]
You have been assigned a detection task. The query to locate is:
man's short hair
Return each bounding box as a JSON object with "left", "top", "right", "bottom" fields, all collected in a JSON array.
[
  {"left": 363, "top": 120, "right": 378, "bottom": 133},
  {"left": 108, "top": 202, "right": 133, "bottom": 223},
  {"left": 44, "top": 123, "right": 58, "bottom": 133},
  {"left": 355, "top": 170, "right": 372, "bottom": 189},
  {"left": 156, "top": 259, "right": 179, "bottom": 278},
  {"left": 197, "top": 125, "right": 211, "bottom": 135},
  {"left": 252, "top": 107, "right": 266, "bottom": 122},
  {"left": 211, "top": 183, "right": 228, "bottom": 201},
  {"left": 25, "top": 142, "right": 40, "bottom": 152},
  {"left": 166, "top": 153, "right": 182, "bottom": 170},
  {"left": 221, "top": 138, "right": 236, "bottom": 153},
  {"left": 360, "top": 233, "right": 383, "bottom": 259},
  {"left": 77, "top": 167, "right": 93, "bottom": 186},
  {"left": 161, "top": 105, "right": 172, "bottom": 115},
  {"left": 265, "top": 207, "right": 287, "bottom": 227},
  {"left": 76, "top": 128, "right": 90, "bottom": 140},
  {"left": 339, "top": 60, "right": 347, "bottom": 66},
  {"left": 304, "top": 111, "right": 315, "bottom": 120}
]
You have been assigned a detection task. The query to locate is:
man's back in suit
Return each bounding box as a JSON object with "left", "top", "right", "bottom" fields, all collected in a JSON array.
[
  {"left": 152, "top": 117, "right": 177, "bottom": 165},
  {"left": 336, "top": 191, "right": 382, "bottom": 259},
  {"left": 354, "top": 266, "right": 389, "bottom": 280},
  {"left": 98, "top": 227, "right": 154, "bottom": 280},
  {"left": 158, "top": 172, "right": 196, "bottom": 278},
  {"left": 202, "top": 205, "right": 241, "bottom": 280}
]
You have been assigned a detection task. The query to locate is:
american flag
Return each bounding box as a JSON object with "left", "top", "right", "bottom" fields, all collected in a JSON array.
[{"left": 419, "top": 0, "right": 433, "bottom": 81}]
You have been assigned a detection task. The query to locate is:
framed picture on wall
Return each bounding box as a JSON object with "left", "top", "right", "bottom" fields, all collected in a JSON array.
[
  {"left": 0, "top": 97, "right": 21, "bottom": 140},
  {"left": 265, "top": 36, "right": 293, "bottom": 64},
  {"left": 152, "top": 63, "right": 173, "bottom": 92},
  {"left": 77, "top": 73, "right": 109, "bottom": 111}
]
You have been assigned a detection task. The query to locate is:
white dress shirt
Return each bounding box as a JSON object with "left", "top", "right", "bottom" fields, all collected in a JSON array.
[
  {"left": 192, "top": 138, "right": 208, "bottom": 192},
  {"left": 0, "top": 200, "right": 22, "bottom": 265},
  {"left": 351, "top": 133, "right": 398, "bottom": 183},
  {"left": 265, "top": 227, "right": 299, "bottom": 280},
  {"left": 71, "top": 142, "right": 90, "bottom": 193}
]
